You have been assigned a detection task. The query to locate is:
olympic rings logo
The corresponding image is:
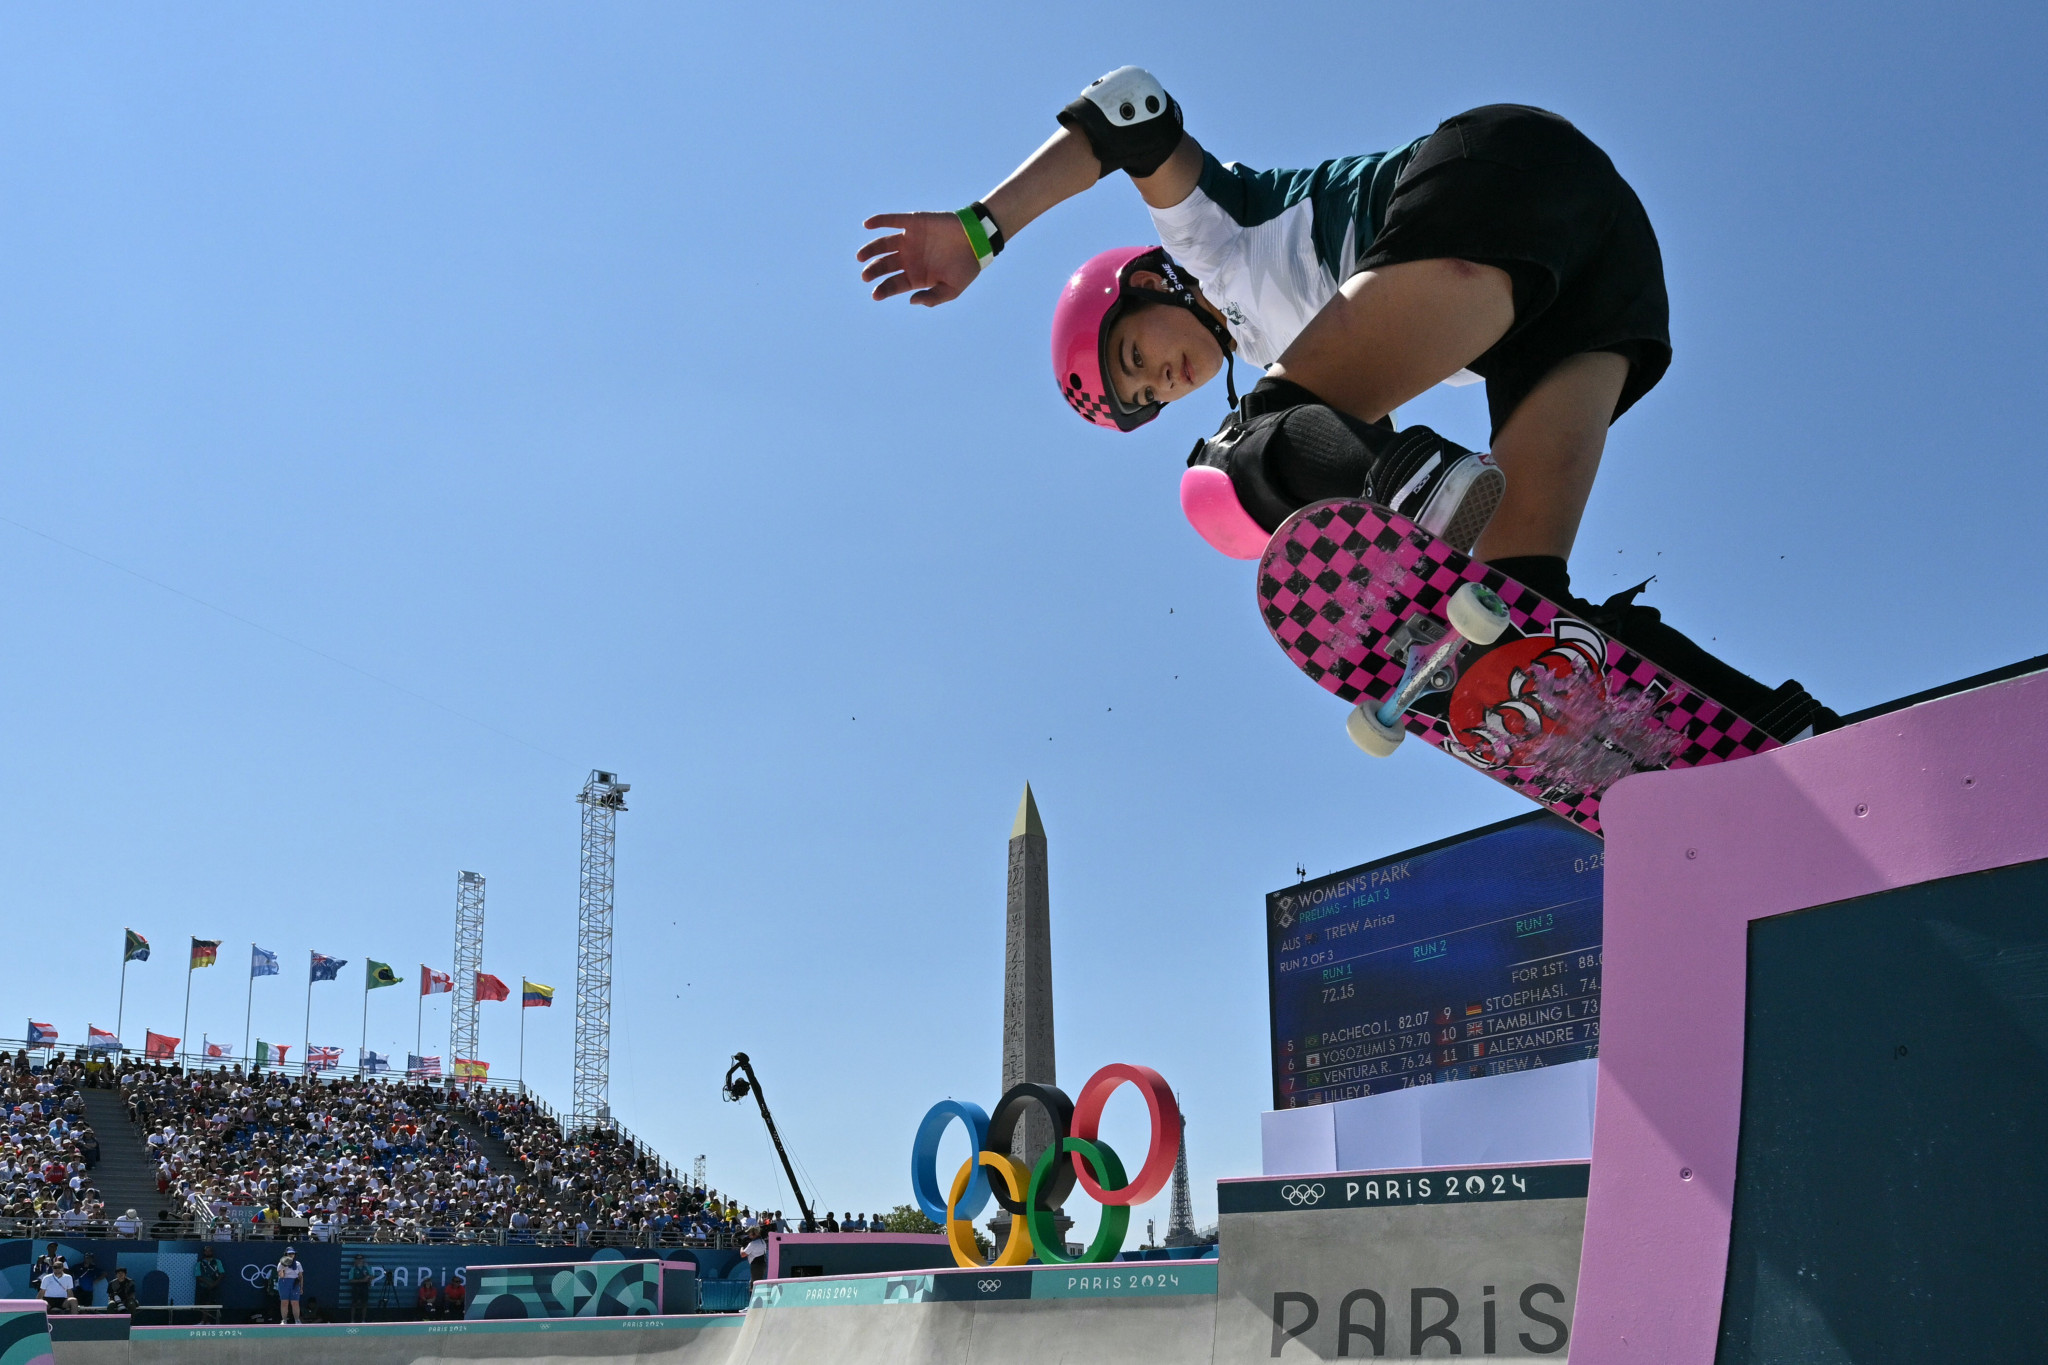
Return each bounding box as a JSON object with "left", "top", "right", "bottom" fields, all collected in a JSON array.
[
  {"left": 1280, "top": 1183, "right": 1326, "bottom": 1206},
  {"left": 910, "top": 1063, "right": 1181, "bottom": 1269},
  {"left": 976, "top": 1279, "right": 1003, "bottom": 1293}
]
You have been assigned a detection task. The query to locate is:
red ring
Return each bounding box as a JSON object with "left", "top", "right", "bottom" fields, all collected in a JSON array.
[{"left": 1069, "top": 1063, "right": 1180, "bottom": 1206}]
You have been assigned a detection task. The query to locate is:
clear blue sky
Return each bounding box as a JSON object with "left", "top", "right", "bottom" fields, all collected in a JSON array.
[{"left": 2, "top": 3, "right": 2043, "bottom": 1240}]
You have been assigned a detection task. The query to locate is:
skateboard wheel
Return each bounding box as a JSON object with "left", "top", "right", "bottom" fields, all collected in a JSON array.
[
  {"left": 1447, "top": 581, "right": 1511, "bottom": 645},
  {"left": 1347, "top": 702, "right": 1405, "bottom": 757}
]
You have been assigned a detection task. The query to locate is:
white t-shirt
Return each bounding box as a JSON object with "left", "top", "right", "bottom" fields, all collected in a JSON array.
[
  {"left": 1147, "top": 147, "right": 1481, "bottom": 387},
  {"left": 41, "top": 1271, "right": 73, "bottom": 1299}
]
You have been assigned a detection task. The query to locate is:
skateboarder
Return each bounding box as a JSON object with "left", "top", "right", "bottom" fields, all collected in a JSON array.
[{"left": 860, "top": 69, "right": 1834, "bottom": 739}]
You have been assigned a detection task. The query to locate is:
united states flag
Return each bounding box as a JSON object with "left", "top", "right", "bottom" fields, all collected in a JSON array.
[
  {"left": 307, "top": 1047, "right": 342, "bottom": 1072},
  {"left": 407, "top": 1053, "right": 441, "bottom": 1078}
]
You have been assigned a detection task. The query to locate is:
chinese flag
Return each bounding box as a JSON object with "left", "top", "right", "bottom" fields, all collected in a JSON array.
[{"left": 475, "top": 972, "right": 510, "bottom": 1002}]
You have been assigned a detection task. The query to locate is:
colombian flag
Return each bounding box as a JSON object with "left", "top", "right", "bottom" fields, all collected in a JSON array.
[
  {"left": 522, "top": 980, "right": 554, "bottom": 1008},
  {"left": 190, "top": 938, "right": 221, "bottom": 969}
]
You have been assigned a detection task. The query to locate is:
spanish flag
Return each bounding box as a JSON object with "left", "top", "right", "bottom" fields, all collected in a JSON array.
[
  {"left": 190, "top": 938, "right": 221, "bottom": 969},
  {"left": 522, "top": 979, "right": 554, "bottom": 1008}
]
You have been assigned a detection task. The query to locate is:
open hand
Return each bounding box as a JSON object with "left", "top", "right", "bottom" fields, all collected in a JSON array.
[{"left": 858, "top": 212, "right": 981, "bottom": 306}]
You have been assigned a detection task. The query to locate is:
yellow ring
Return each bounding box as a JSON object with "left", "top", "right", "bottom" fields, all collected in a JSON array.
[{"left": 946, "top": 1151, "right": 1036, "bottom": 1268}]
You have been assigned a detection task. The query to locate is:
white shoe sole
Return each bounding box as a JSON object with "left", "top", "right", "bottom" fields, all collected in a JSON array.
[{"left": 1416, "top": 454, "right": 1505, "bottom": 552}]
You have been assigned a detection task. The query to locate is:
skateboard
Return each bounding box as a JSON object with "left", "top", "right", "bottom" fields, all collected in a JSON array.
[{"left": 1256, "top": 498, "right": 1778, "bottom": 837}]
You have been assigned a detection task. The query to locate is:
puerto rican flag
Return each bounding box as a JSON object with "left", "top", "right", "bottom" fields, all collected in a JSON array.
[
  {"left": 88, "top": 1027, "right": 121, "bottom": 1051},
  {"left": 307, "top": 1046, "right": 342, "bottom": 1072},
  {"left": 27, "top": 1021, "right": 58, "bottom": 1047},
  {"left": 421, "top": 967, "right": 454, "bottom": 996},
  {"left": 407, "top": 1053, "right": 441, "bottom": 1078}
]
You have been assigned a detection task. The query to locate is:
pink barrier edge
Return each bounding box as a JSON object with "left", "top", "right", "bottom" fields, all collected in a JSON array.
[{"left": 1574, "top": 668, "right": 2048, "bottom": 1365}]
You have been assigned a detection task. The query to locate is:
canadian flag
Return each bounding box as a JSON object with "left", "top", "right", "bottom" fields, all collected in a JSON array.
[{"left": 420, "top": 966, "right": 454, "bottom": 996}]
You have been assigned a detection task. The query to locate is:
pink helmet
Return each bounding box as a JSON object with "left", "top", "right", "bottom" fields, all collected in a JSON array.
[{"left": 1052, "top": 246, "right": 1235, "bottom": 432}]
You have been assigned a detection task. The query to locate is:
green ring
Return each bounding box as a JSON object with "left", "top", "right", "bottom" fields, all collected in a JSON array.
[{"left": 1027, "top": 1137, "right": 1130, "bottom": 1263}]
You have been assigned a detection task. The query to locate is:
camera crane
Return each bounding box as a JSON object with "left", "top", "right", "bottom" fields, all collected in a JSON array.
[{"left": 721, "top": 1052, "right": 817, "bottom": 1230}]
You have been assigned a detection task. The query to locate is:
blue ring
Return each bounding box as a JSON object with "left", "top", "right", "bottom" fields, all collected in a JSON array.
[{"left": 910, "top": 1100, "right": 990, "bottom": 1224}]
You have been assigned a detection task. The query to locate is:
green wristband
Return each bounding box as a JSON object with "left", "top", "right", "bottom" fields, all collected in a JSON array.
[{"left": 954, "top": 206, "right": 995, "bottom": 269}]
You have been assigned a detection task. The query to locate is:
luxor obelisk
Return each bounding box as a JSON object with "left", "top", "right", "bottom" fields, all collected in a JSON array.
[{"left": 1002, "top": 782, "right": 1057, "bottom": 1168}]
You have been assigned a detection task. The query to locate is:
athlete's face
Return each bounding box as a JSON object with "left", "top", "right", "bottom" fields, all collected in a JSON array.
[{"left": 1106, "top": 272, "right": 1226, "bottom": 410}]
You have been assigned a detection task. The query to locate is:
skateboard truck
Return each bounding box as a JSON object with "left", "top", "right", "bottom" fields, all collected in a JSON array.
[{"left": 1348, "top": 582, "right": 1512, "bottom": 757}]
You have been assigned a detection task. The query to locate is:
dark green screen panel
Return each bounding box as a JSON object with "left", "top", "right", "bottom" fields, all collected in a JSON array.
[{"left": 1718, "top": 857, "right": 2048, "bottom": 1363}]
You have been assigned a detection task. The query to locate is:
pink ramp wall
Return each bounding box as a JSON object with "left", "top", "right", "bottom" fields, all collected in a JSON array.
[{"left": 1573, "top": 668, "right": 2048, "bottom": 1365}]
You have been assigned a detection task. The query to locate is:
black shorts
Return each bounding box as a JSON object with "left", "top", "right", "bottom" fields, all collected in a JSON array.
[{"left": 1356, "top": 104, "right": 1671, "bottom": 438}]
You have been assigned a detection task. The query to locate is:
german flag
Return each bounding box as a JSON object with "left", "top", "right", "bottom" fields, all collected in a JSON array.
[{"left": 189, "top": 938, "right": 221, "bottom": 970}]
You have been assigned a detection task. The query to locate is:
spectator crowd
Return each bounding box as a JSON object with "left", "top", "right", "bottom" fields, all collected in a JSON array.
[{"left": 3, "top": 1052, "right": 108, "bottom": 1234}]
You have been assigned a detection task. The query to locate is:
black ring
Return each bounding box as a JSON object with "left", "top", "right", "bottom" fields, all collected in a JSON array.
[{"left": 985, "top": 1083, "right": 1075, "bottom": 1214}]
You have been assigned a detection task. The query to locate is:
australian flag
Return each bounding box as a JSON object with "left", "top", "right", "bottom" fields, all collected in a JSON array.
[
  {"left": 359, "top": 1050, "right": 391, "bottom": 1074},
  {"left": 310, "top": 952, "right": 346, "bottom": 983},
  {"left": 251, "top": 945, "right": 279, "bottom": 978}
]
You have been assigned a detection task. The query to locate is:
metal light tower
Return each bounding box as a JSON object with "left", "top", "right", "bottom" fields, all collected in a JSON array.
[
  {"left": 573, "top": 770, "right": 628, "bottom": 1132},
  {"left": 450, "top": 871, "right": 486, "bottom": 1077}
]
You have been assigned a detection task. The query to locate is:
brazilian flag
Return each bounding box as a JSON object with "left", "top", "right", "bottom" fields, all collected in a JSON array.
[{"left": 366, "top": 960, "right": 402, "bottom": 990}]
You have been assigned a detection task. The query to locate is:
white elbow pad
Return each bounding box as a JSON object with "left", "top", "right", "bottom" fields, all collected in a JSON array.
[{"left": 1058, "top": 67, "right": 1184, "bottom": 178}]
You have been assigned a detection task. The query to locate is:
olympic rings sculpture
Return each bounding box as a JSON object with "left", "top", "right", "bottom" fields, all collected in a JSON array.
[{"left": 909, "top": 1063, "right": 1181, "bottom": 1269}]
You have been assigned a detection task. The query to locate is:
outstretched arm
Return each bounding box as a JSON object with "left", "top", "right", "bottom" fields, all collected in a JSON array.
[{"left": 858, "top": 67, "right": 1204, "bottom": 307}]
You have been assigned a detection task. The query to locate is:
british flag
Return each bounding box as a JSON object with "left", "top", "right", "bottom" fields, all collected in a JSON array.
[{"left": 307, "top": 1046, "right": 342, "bottom": 1072}]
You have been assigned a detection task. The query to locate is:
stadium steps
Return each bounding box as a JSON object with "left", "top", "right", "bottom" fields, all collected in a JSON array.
[
  {"left": 443, "top": 1103, "right": 518, "bottom": 1175},
  {"left": 77, "top": 1086, "right": 174, "bottom": 1227}
]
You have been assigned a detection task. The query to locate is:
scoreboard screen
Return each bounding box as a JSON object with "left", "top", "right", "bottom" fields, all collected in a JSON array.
[{"left": 1267, "top": 811, "right": 1604, "bottom": 1108}]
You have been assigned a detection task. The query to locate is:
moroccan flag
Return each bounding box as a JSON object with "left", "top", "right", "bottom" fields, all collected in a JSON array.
[
  {"left": 453, "top": 1058, "right": 488, "bottom": 1082},
  {"left": 124, "top": 929, "right": 151, "bottom": 963},
  {"left": 475, "top": 973, "right": 510, "bottom": 1003},
  {"left": 420, "top": 967, "right": 453, "bottom": 996},
  {"left": 144, "top": 1031, "right": 178, "bottom": 1059},
  {"left": 190, "top": 938, "right": 221, "bottom": 969},
  {"left": 366, "top": 961, "right": 402, "bottom": 990},
  {"left": 522, "top": 980, "right": 554, "bottom": 1008}
]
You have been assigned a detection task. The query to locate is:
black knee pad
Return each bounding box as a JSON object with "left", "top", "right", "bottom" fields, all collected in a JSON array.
[{"left": 1188, "top": 400, "right": 1472, "bottom": 533}]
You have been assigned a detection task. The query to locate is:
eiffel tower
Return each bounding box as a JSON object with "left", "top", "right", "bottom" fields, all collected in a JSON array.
[{"left": 1163, "top": 1099, "right": 1199, "bottom": 1247}]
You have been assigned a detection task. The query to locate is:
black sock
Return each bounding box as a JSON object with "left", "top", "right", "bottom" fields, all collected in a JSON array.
[
  {"left": 1485, "top": 554, "right": 1814, "bottom": 740},
  {"left": 1487, "top": 555, "right": 1574, "bottom": 603}
]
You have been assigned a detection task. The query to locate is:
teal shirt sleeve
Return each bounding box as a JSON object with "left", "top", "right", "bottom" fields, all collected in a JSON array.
[{"left": 1194, "top": 140, "right": 1424, "bottom": 277}]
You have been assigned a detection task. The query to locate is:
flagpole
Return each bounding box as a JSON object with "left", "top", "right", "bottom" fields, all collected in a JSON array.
[
  {"left": 244, "top": 945, "right": 257, "bottom": 1063},
  {"left": 180, "top": 945, "right": 195, "bottom": 1070},
  {"left": 519, "top": 986, "right": 526, "bottom": 1095},
  {"left": 360, "top": 968, "right": 370, "bottom": 1068},
  {"left": 116, "top": 947, "right": 130, "bottom": 1059},
  {"left": 303, "top": 953, "right": 315, "bottom": 1080},
  {"left": 415, "top": 985, "right": 424, "bottom": 1060}
]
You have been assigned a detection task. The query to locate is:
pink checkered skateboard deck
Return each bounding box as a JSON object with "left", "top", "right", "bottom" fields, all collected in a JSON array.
[{"left": 1257, "top": 498, "right": 1779, "bottom": 837}]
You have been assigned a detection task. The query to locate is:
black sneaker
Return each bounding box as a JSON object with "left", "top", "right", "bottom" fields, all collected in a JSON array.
[{"left": 1369, "top": 426, "right": 1506, "bottom": 552}]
